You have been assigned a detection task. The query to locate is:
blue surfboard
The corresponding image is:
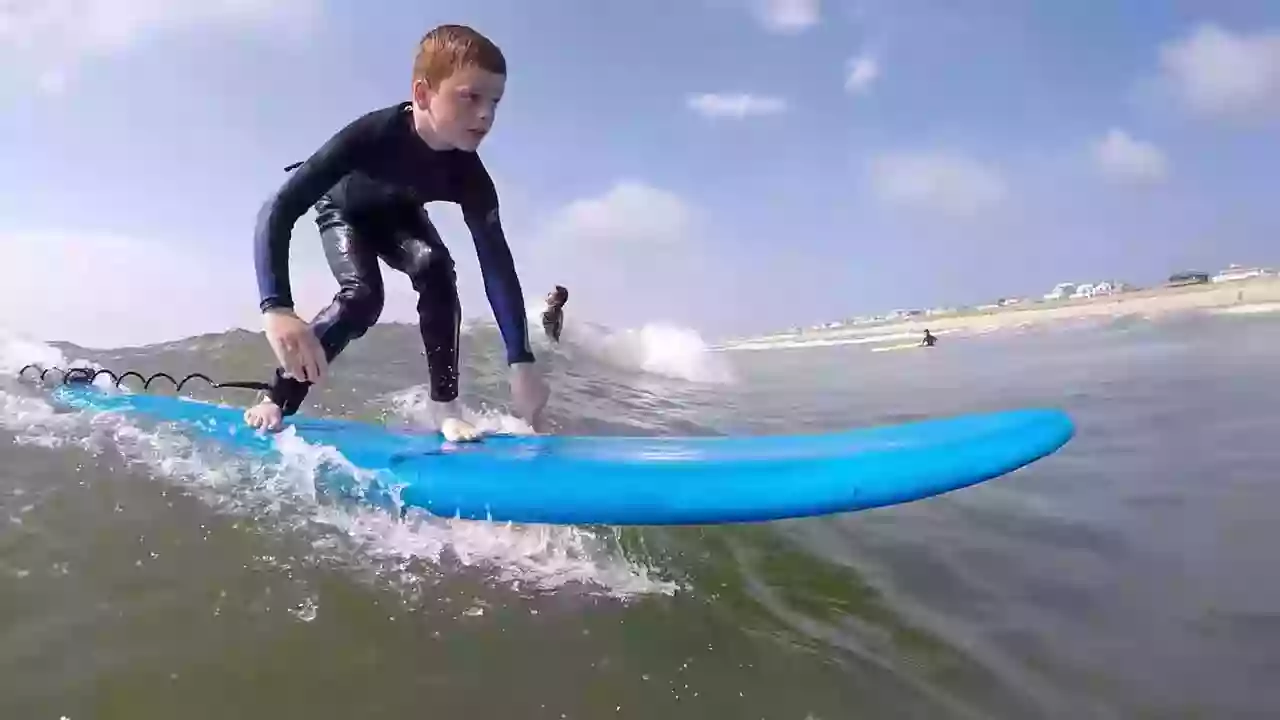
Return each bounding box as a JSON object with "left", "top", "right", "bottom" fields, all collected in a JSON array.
[{"left": 49, "top": 385, "right": 1073, "bottom": 526}]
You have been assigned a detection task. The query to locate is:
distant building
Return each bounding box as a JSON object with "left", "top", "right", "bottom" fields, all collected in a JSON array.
[
  {"left": 1212, "top": 265, "right": 1274, "bottom": 283},
  {"left": 1044, "top": 279, "right": 1129, "bottom": 300},
  {"left": 1044, "top": 282, "right": 1076, "bottom": 300},
  {"left": 1167, "top": 271, "right": 1210, "bottom": 286}
]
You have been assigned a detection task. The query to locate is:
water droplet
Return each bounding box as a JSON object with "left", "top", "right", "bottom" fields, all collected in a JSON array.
[{"left": 290, "top": 598, "right": 318, "bottom": 622}]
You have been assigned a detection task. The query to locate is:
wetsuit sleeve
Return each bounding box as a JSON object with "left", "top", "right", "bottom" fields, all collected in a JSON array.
[
  {"left": 461, "top": 165, "right": 535, "bottom": 364},
  {"left": 254, "top": 113, "right": 379, "bottom": 312}
]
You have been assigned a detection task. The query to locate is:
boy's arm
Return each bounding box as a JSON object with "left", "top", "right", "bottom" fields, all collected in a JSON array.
[
  {"left": 254, "top": 113, "right": 378, "bottom": 313},
  {"left": 461, "top": 170, "right": 535, "bottom": 365}
]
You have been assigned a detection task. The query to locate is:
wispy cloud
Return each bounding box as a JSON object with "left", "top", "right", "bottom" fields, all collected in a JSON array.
[
  {"left": 845, "top": 52, "right": 880, "bottom": 94},
  {"left": 751, "top": 0, "right": 819, "bottom": 35},
  {"left": 1092, "top": 129, "right": 1170, "bottom": 185},
  {"left": 0, "top": 224, "right": 405, "bottom": 348},
  {"left": 686, "top": 92, "right": 789, "bottom": 119},
  {"left": 1158, "top": 23, "right": 1280, "bottom": 122},
  {"left": 0, "top": 0, "right": 320, "bottom": 92},
  {"left": 867, "top": 151, "right": 1008, "bottom": 219}
]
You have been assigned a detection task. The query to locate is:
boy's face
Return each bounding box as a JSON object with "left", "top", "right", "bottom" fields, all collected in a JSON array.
[{"left": 415, "top": 65, "right": 506, "bottom": 152}]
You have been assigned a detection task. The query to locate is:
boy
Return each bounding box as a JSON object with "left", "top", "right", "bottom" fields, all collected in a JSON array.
[
  {"left": 541, "top": 285, "right": 568, "bottom": 343},
  {"left": 244, "top": 24, "right": 548, "bottom": 443}
]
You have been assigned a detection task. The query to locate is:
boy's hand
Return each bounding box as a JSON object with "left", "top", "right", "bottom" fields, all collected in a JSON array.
[
  {"left": 509, "top": 361, "right": 549, "bottom": 432},
  {"left": 263, "top": 309, "right": 327, "bottom": 384}
]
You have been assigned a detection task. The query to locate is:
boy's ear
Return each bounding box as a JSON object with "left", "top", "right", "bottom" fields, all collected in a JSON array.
[{"left": 412, "top": 78, "right": 433, "bottom": 107}]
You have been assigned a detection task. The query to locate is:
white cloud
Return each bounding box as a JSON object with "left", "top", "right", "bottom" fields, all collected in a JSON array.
[
  {"left": 687, "top": 92, "right": 789, "bottom": 119},
  {"left": 1158, "top": 23, "right": 1280, "bottom": 121},
  {"left": 542, "top": 182, "right": 694, "bottom": 249},
  {"left": 35, "top": 69, "right": 68, "bottom": 95},
  {"left": 1092, "top": 128, "right": 1170, "bottom": 185},
  {"left": 845, "top": 53, "right": 879, "bottom": 94},
  {"left": 751, "top": 0, "right": 819, "bottom": 34},
  {"left": 525, "top": 182, "right": 731, "bottom": 329},
  {"left": 867, "top": 151, "right": 1008, "bottom": 219},
  {"left": 0, "top": 0, "right": 318, "bottom": 92},
  {"left": 0, "top": 227, "right": 390, "bottom": 348}
]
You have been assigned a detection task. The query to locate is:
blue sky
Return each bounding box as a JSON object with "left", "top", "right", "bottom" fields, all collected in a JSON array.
[{"left": 1, "top": 0, "right": 1278, "bottom": 346}]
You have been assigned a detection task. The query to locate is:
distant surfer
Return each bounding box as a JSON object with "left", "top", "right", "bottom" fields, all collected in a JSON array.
[
  {"left": 242, "top": 24, "right": 549, "bottom": 443},
  {"left": 920, "top": 329, "right": 937, "bottom": 347},
  {"left": 541, "top": 285, "right": 568, "bottom": 343}
]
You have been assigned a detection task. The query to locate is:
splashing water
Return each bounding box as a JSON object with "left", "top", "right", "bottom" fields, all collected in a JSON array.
[
  {"left": 557, "top": 319, "right": 736, "bottom": 384},
  {"left": 0, "top": 329, "right": 679, "bottom": 601}
]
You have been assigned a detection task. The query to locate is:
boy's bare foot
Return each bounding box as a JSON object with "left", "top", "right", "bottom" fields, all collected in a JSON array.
[
  {"left": 244, "top": 399, "right": 284, "bottom": 431},
  {"left": 441, "top": 417, "right": 482, "bottom": 443}
]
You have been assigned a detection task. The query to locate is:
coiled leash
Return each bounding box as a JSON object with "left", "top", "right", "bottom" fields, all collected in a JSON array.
[{"left": 17, "top": 364, "right": 270, "bottom": 393}]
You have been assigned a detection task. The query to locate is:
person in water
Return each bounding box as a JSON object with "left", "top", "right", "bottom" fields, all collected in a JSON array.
[
  {"left": 244, "top": 24, "right": 548, "bottom": 443},
  {"left": 541, "top": 285, "right": 568, "bottom": 343},
  {"left": 920, "top": 329, "right": 938, "bottom": 347}
]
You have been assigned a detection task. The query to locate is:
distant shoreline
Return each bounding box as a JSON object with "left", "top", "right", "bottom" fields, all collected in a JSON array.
[{"left": 719, "top": 277, "right": 1280, "bottom": 351}]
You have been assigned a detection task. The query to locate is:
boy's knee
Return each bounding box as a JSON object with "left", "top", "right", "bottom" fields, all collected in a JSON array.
[
  {"left": 339, "top": 284, "right": 385, "bottom": 329},
  {"left": 406, "top": 244, "right": 455, "bottom": 285},
  {"left": 409, "top": 254, "right": 457, "bottom": 297}
]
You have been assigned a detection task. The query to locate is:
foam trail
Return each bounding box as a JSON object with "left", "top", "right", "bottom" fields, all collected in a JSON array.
[
  {"left": 0, "top": 333, "right": 677, "bottom": 600},
  {"left": 384, "top": 385, "right": 536, "bottom": 436}
]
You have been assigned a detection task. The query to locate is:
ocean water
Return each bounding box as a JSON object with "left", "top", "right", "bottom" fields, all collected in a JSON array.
[{"left": 1, "top": 309, "right": 1278, "bottom": 719}]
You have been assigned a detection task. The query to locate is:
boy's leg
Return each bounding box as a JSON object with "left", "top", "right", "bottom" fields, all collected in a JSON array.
[
  {"left": 263, "top": 199, "right": 387, "bottom": 415},
  {"left": 376, "top": 207, "right": 478, "bottom": 442},
  {"left": 379, "top": 207, "right": 461, "bottom": 404}
]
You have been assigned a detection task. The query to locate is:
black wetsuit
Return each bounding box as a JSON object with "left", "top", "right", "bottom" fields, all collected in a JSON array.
[
  {"left": 254, "top": 102, "right": 534, "bottom": 415},
  {"left": 541, "top": 306, "right": 564, "bottom": 343}
]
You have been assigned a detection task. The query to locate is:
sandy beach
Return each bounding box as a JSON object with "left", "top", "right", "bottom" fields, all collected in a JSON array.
[{"left": 721, "top": 276, "right": 1280, "bottom": 351}]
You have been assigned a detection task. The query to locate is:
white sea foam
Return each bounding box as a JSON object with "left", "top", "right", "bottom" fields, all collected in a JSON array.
[
  {"left": 0, "top": 330, "right": 678, "bottom": 601},
  {"left": 546, "top": 315, "right": 737, "bottom": 383}
]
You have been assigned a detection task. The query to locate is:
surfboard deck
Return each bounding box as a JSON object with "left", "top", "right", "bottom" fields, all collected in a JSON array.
[{"left": 49, "top": 385, "right": 1074, "bottom": 526}]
